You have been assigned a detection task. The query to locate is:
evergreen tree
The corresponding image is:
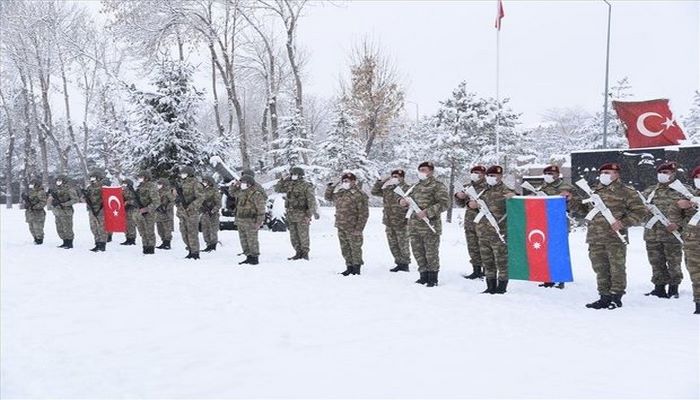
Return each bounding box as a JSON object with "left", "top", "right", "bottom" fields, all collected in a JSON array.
[
  {"left": 682, "top": 90, "right": 700, "bottom": 144},
  {"left": 269, "top": 108, "right": 317, "bottom": 177}
]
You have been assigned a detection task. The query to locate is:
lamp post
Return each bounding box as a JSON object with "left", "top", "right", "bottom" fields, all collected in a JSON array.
[{"left": 602, "top": 0, "right": 612, "bottom": 148}]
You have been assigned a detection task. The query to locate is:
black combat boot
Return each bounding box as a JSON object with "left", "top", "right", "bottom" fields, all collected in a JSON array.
[
  {"left": 415, "top": 272, "right": 428, "bottom": 285},
  {"left": 390, "top": 264, "right": 409, "bottom": 272},
  {"left": 288, "top": 252, "right": 302, "bottom": 260},
  {"left": 107, "top": 234, "right": 112, "bottom": 242},
  {"left": 538, "top": 282, "right": 555, "bottom": 288},
  {"left": 63, "top": 239, "right": 73, "bottom": 249},
  {"left": 58, "top": 239, "right": 68, "bottom": 248},
  {"left": 143, "top": 246, "right": 149, "bottom": 254},
  {"left": 190, "top": 252, "right": 200, "bottom": 260},
  {"left": 694, "top": 302, "right": 700, "bottom": 314},
  {"left": 586, "top": 294, "right": 612, "bottom": 309},
  {"left": 645, "top": 285, "right": 668, "bottom": 298},
  {"left": 340, "top": 265, "right": 353, "bottom": 276},
  {"left": 120, "top": 238, "right": 135, "bottom": 246},
  {"left": 463, "top": 265, "right": 483, "bottom": 280},
  {"left": 239, "top": 256, "right": 251, "bottom": 265},
  {"left": 494, "top": 279, "right": 509, "bottom": 294},
  {"left": 34, "top": 237, "right": 43, "bottom": 245},
  {"left": 95, "top": 242, "right": 106, "bottom": 252},
  {"left": 90, "top": 242, "right": 100, "bottom": 252},
  {"left": 248, "top": 256, "right": 259, "bottom": 265},
  {"left": 482, "top": 278, "right": 497, "bottom": 294},
  {"left": 352, "top": 265, "right": 361, "bottom": 275},
  {"left": 156, "top": 240, "right": 170, "bottom": 250},
  {"left": 555, "top": 282, "right": 566, "bottom": 289},
  {"left": 185, "top": 252, "right": 193, "bottom": 259},
  {"left": 301, "top": 252, "right": 309, "bottom": 260},
  {"left": 667, "top": 284, "right": 679, "bottom": 299},
  {"left": 608, "top": 293, "right": 623, "bottom": 309},
  {"left": 426, "top": 271, "right": 439, "bottom": 287},
  {"left": 202, "top": 243, "right": 217, "bottom": 252}
]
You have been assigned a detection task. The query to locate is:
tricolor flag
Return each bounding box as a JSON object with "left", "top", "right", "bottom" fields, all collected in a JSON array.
[
  {"left": 495, "top": 0, "right": 505, "bottom": 30},
  {"left": 102, "top": 186, "right": 126, "bottom": 233},
  {"left": 507, "top": 196, "right": 573, "bottom": 282}
]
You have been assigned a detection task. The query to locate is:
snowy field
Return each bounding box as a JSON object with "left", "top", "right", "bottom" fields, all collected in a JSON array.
[{"left": 1, "top": 206, "right": 698, "bottom": 398}]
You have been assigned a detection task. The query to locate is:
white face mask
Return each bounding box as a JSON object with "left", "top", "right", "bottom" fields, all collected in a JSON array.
[
  {"left": 121, "top": 184, "right": 127, "bottom": 188},
  {"left": 599, "top": 174, "right": 613, "bottom": 186},
  {"left": 291, "top": 175, "right": 299, "bottom": 181},
  {"left": 240, "top": 183, "right": 249, "bottom": 190},
  {"left": 418, "top": 172, "right": 428, "bottom": 180},
  {"left": 341, "top": 182, "right": 352, "bottom": 190},
  {"left": 485, "top": 176, "right": 498, "bottom": 186},
  {"left": 28, "top": 184, "right": 34, "bottom": 189},
  {"left": 56, "top": 181, "right": 63, "bottom": 186},
  {"left": 470, "top": 173, "right": 482, "bottom": 182},
  {"left": 695, "top": 178, "right": 700, "bottom": 189},
  {"left": 387, "top": 177, "right": 399, "bottom": 186},
  {"left": 157, "top": 184, "right": 163, "bottom": 190},
  {"left": 543, "top": 174, "right": 556, "bottom": 184},
  {"left": 137, "top": 178, "right": 145, "bottom": 184},
  {"left": 90, "top": 177, "right": 97, "bottom": 182},
  {"left": 657, "top": 173, "right": 671, "bottom": 184},
  {"left": 180, "top": 174, "right": 187, "bottom": 179}
]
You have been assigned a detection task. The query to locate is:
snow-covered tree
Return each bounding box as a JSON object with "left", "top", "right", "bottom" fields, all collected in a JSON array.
[
  {"left": 682, "top": 90, "right": 700, "bottom": 144},
  {"left": 269, "top": 108, "right": 317, "bottom": 177}
]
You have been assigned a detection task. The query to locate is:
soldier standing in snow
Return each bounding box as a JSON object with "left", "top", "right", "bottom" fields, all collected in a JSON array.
[
  {"left": 200, "top": 176, "right": 222, "bottom": 252},
  {"left": 155, "top": 178, "right": 176, "bottom": 250},
  {"left": 120, "top": 178, "right": 139, "bottom": 246},
  {"left": 274, "top": 166, "right": 318, "bottom": 260},
  {"left": 134, "top": 170, "right": 161, "bottom": 255},
  {"left": 234, "top": 175, "right": 268, "bottom": 265},
  {"left": 371, "top": 169, "right": 412, "bottom": 272},
  {"left": 454, "top": 165, "right": 487, "bottom": 280},
  {"left": 83, "top": 170, "right": 108, "bottom": 252},
  {"left": 175, "top": 166, "right": 204, "bottom": 259},
  {"left": 48, "top": 175, "right": 79, "bottom": 249},
  {"left": 22, "top": 177, "right": 47, "bottom": 245}
]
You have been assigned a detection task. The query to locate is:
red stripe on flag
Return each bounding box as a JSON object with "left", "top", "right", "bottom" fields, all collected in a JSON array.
[{"left": 524, "top": 199, "right": 551, "bottom": 282}]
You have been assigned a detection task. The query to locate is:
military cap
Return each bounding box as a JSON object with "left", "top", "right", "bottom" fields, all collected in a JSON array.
[
  {"left": 290, "top": 166, "right": 305, "bottom": 176},
  {"left": 486, "top": 165, "right": 504, "bottom": 175},
  {"left": 543, "top": 165, "right": 560, "bottom": 174},
  {"left": 656, "top": 161, "right": 677, "bottom": 172},
  {"left": 391, "top": 169, "right": 405, "bottom": 178},
  {"left": 470, "top": 165, "right": 486, "bottom": 173},
  {"left": 692, "top": 166, "right": 700, "bottom": 178},
  {"left": 418, "top": 161, "right": 435, "bottom": 171},
  {"left": 341, "top": 172, "right": 357, "bottom": 181},
  {"left": 599, "top": 163, "right": 620, "bottom": 172}
]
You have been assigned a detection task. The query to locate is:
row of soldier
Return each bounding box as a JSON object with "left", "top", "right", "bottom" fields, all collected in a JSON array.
[{"left": 21, "top": 160, "right": 700, "bottom": 314}]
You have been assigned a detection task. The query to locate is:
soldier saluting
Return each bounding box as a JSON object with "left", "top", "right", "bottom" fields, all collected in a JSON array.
[
  {"left": 22, "top": 177, "right": 47, "bottom": 245},
  {"left": 371, "top": 169, "right": 411, "bottom": 272},
  {"left": 454, "top": 165, "right": 487, "bottom": 280},
  {"left": 274, "top": 166, "right": 318, "bottom": 260}
]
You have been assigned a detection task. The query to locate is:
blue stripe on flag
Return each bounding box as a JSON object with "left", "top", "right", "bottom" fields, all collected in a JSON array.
[{"left": 545, "top": 197, "right": 573, "bottom": 282}]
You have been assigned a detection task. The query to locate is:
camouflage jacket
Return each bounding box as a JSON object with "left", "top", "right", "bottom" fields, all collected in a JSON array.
[
  {"left": 200, "top": 185, "right": 222, "bottom": 215},
  {"left": 236, "top": 186, "right": 268, "bottom": 223},
  {"left": 175, "top": 177, "right": 204, "bottom": 212},
  {"left": 136, "top": 181, "right": 161, "bottom": 214},
  {"left": 24, "top": 187, "right": 47, "bottom": 212},
  {"left": 668, "top": 186, "right": 699, "bottom": 246},
  {"left": 49, "top": 184, "right": 78, "bottom": 210},
  {"left": 83, "top": 182, "right": 104, "bottom": 214},
  {"left": 403, "top": 176, "right": 449, "bottom": 235},
  {"left": 583, "top": 180, "right": 648, "bottom": 244},
  {"left": 641, "top": 180, "right": 687, "bottom": 242},
  {"left": 454, "top": 179, "right": 487, "bottom": 228},
  {"left": 158, "top": 185, "right": 176, "bottom": 215},
  {"left": 324, "top": 184, "right": 369, "bottom": 232},
  {"left": 371, "top": 178, "right": 410, "bottom": 227},
  {"left": 474, "top": 181, "right": 514, "bottom": 237},
  {"left": 275, "top": 178, "right": 317, "bottom": 223}
]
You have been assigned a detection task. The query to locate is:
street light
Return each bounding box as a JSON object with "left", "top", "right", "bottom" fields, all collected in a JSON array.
[{"left": 602, "top": 0, "right": 612, "bottom": 148}]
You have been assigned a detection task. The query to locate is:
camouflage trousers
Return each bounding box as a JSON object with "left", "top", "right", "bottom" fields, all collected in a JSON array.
[
  {"left": 645, "top": 241, "right": 683, "bottom": 285},
  {"left": 52, "top": 207, "right": 74, "bottom": 240},
  {"left": 135, "top": 211, "right": 157, "bottom": 247},
  {"left": 385, "top": 224, "right": 410, "bottom": 265},
  {"left": 125, "top": 209, "right": 138, "bottom": 240},
  {"left": 89, "top": 210, "right": 108, "bottom": 243},
  {"left": 238, "top": 220, "right": 260, "bottom": 256},
  {"left": 25, "top": 210, "right": 46, "bottom": 240},
  {"left": 684, "top": 243, "right": 700, "bottom": 303},
  {"left": 178, "top": 210, "right": 200, "bottom": 253},
  {"left": 201, "top": 212, "right": 220, "bottom": 246},
  {"left": 410, "top": 229, "right": 440, "bottom": 272},
  {"left": 589, "top": 243, "right": 627, "bottom": 295},
  {"left": 338, "top": 229, "right": 364, "bottom": 266},
  {"left": 156, "top": 211, "right": 174, "bottom": 242},
  {"left": 465, "top": 223, "right": 482, "bottom": 266},
  {"left": 288, "top": 221, "right": 310, "bottom": 255},
  {"left": 479, "top": 235, "right": 508, "bottom": 280}
]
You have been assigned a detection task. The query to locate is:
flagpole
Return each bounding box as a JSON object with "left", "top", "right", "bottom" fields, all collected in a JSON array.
[
  {"left": 496, "top": 27, "right": 501, "bottom": 164},
  {"left": 602, "top": 0, "right": 612, "bottom": 148}
]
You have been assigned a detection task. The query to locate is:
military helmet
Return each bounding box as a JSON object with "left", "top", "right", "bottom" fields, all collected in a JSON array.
[
  {"left": 241, "top": 168, "right": 255, "bottom": 178},
  {"left": 240, "top": 175, "right": 255, "bottom": 185},
  {"left": 138, "top": 170, "right": 152, "bottom": 180},
  {"left": 157, "top": 178, "right": 170, "bottom": 187},
  {"left": 121, "top": 178, "right": 134, "bottom": 186},
  {"left": 89, "top": 169, "right": 105, "bottom": 180},
  {"left": 180, "top": 166, "right": 195, "bottom": 176},
  {"left": 56, "top": 174, "right": 68, "bottom": 182},
  {"left": 202, "top": 175, "right": 216, "bottom": 186},
  {"left": 290, "top": 166, "right": 304, "bottom": 177},
  {"left": 30, "top": 177, "right": 42, "bottom": 187}
]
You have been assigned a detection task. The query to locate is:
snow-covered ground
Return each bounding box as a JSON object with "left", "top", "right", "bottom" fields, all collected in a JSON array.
[{"left": 1, "top": 207, "right": 698, "bottom": 398}]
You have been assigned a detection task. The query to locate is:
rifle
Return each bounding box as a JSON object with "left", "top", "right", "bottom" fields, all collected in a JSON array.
[
  {"left": 174, "top": 183, "right": 190, "bottom": 209},
  {"left": 521, "top": 181, "right": 546, "bottom": 196},
  {"left": 81, "top": 188, "right": 102, "bottom": 217},
  {"left": 574, "top": 179, "right": 626, "bottom": 243},
  {"left": 637, "top": 191, "right": 683, "bottom": 244},
  {"left": 669, "top": 179, "right": 700, "bottom": 226},
  {"left": 47, "top": 189, "right": 62, "bottom": 208},
  {"left": 393, "top": 185, "right": 436, "bottom": 233},
  {"left": 464, "top": 185, "right": 505, "bottom": 243},
  {"left": 127, "top": 185, "right": 148, "bottom": 215}
]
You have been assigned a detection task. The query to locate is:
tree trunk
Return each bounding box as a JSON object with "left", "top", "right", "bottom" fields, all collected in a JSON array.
[
  {"left": 447, "top": 161, "right": 456, "bottom": 223},
  {"left": 211, "top": 56, "right": 225, "bottom": 137},
  {"left": 0, "top": 87, "right": 16, "bottom": 208},
  {"left": 59, "top": 50, "right": 89, "bottom": 181},
  {"left": 25, "top": 72, "right": 50, "bottom": 186}
]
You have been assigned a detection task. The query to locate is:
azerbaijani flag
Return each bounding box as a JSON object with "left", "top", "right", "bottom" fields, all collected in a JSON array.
[{"left": 507, "top": 196, "right": 573, "bottom": 282}]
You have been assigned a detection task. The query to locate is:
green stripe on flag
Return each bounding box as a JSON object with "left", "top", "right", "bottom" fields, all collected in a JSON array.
[{"left": 507, "top": 198, "right": 529, "bottom": 280}]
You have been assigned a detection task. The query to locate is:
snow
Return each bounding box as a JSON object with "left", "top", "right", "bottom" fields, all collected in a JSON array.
[{"left": 1, "top": 207, "right": 698, "bottom": 398}]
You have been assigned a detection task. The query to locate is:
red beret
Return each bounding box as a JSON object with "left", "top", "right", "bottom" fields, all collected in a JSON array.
[
  {"left": 543, "top": 165, "right": 560, "bottom": 174},
  {"left": 656, "top": 161, "right": 677, "bottom": 172},
  {"left": 341, "top": 172, "right": 357, "bottom": 181},
  {"left": 470, "top": 165, "right": 486, "bottom": 173},
  {"left": 692, "top": 166, "right": 700, "bottom": 178},
  {"left": 486, "top": 165, "right": 503, "bottom": 175},
  {"left": 391, "top": 169, "right": 405, "bottom": 177},
  {"left": 599, "top": 163, "right": 620, "bottom": 172},
  {"left": 418, "top": 161, "right": 435, "bottom": 170}
]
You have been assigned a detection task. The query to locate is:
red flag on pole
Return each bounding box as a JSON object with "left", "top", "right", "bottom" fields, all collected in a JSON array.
[
  {"left": 495, "top": 0, "right": 505, "bottom": 30},
  {"left": 612, "top": 99, "right": 686, "bottom": 148},
  {"left": 102, "top": 186, "right": 126, "bottom": 232}
]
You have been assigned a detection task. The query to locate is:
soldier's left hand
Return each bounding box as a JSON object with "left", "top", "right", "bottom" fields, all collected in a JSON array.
[
  {"left": 313, "top": 212, "right": 320, "bottom": 220},
  {"left": 611, "top": 220, "right": 623, "bottom": 232},
  {"left": 560, "top": 190, "right": 572, "bottom": 200},
  {"left": 677, "top": 199, "right": 693, "bottom": 209},
  {"left": 399, "top": 198, "right": 408, "bottom": 207},
  {"left": 666, "top": 223, "right": 679, "bottom": 232},
  {"left": 139, "top": 207, "right": 149, "bottom": 214},
  {"left": 416, "top": 210, "right": 428, "bottom": 219}
]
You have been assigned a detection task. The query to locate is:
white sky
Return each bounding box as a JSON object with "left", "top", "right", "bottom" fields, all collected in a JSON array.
[{"left": 297, "top": 0, "right": 699, "bottom": 126}]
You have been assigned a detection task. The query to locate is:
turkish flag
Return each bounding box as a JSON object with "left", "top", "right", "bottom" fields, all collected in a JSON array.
[
  {"left": 613, "top": 99, "right": 686, "bottom": 148},
  {"left": 102, "top": 186, "right": 126, "bottom": 232},
  {"left": 495, "top": 0, "right": 505, "bottom": 30}
]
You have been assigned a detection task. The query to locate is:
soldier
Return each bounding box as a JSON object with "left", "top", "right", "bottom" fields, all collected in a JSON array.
[
  {"left": 454, "top": 165, "right": 487, "bottom": 279},
  {"left": 398, "top": 161, "right": 449, "bottom": 287},
  {"left": 22, "top": 177, "right": 47, "bottom": 244},
  {"left": 641, "top": 162, "right": 686, "bottom": 299},
  {"left": 468, "top": 165, "right": 514, "bottom": 294},
  {"left": 48, "top": 175, "right": 79, "bottom": 249},
  {"left": 155, "top": 178, "right": 176, "bottom": 250},
  {"left": 274, "top": 166, "right": 318, "bottom": 260},
  {"left": 83, "top": 170, "right": 108, "bottom": 252},
  {"left": 200, "top": 175, "right": 222, "bottom": 252},
  {"left": 175, "top": 166, "right": 204, "bottom": 259},
  {"left": 535, "top": 164, "right": 578, "bottom": 289},
  {"left": 669, "top": 165, "right": 700, "bottom": 314},
  {"left": 371, "top": 169, "right": 411, "bottom": 272},
  {"left": 582, "top": 163, "right": 647, "bottom": 310},
  {"left": 120, "top": 178, "right": 138, "bottom": 246},
  {"left": 235, "top": 175, "right": 268, "bottom": 265},
  {"left": 325, "top": 172, "right": 370, "bottom": 276},
  {"left": 134, "top": 170, "right": 161, "bottom": 255}
]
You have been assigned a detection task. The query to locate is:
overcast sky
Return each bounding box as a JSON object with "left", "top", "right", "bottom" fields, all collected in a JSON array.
[{"left": 297, "top": 0, "right": 699, "bottom": 126}]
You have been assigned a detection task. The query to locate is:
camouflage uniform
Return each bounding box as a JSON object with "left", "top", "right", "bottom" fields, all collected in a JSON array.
[
  {"left": 155, "top": 179, "right": 176, "bottom": 247},
  {"left": 121, "top": 180, "right": 139, "bottom": 244},
  {"left": 23, "top": 181, "right": 47, "bottom": 243},
  {"left": 200, "top": 177, "right": 222, "bottom": 251},
  {"left": 454, "top": 179, "right": 488, "bottom": 275},
  {"left": 235, "top": 176, "right": 268, "bottom": 262},
  {"left": 641, "top": 180, "right": 686, "bottom": 293},
  {"left": 584, "top": 180, "right": 647, "bottom": 299},
  {"left": 84, "top": 177, "right": 108, "bottom": 251},
  {"left": 134, "top": 174, "right": 161, "bottom": 252},
  {"left": 474, "top": 181, "right": 514, "bottom": 284},
  {"left": 668, "top": 185, "right": 700, "bottom": 311},
  {"left": 49, "top": 177, "right": 79, "bottom": 247},
  {"left": 371, "top": 178, "right": 411, "bottom": 269},
  {"left": 274, "top": 169, "right": 317, "bottom": 259},
  {"left": 325, "top": 182, "right": 369, "bottom": 272},
  {"left": 175, "top": 169, "right": 204, "bottom": 257}
]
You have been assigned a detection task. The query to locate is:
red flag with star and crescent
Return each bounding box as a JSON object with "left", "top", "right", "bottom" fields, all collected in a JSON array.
[
  {"left": 612, "top": 99, "right": 686, "bottom": 148},
  {"left": 102, "top": 186, "right": 126, "bottom": 232}
]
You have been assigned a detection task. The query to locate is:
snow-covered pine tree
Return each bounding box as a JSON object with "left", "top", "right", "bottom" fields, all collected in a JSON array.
[
  {"left": 314, "top": 104, "right": 378, "bottom": 187},
  {"left": 682, "top": 90, "right": 700, "bottom": 144},
  {"left": 269, "top": 108, "right": 318, "bottom": 178}
]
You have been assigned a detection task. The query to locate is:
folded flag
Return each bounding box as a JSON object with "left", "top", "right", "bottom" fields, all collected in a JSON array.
[
  {"left": 102, "top": 186, "right": 126, "bottom": 233},
  {"left": 507, "top": 196, "right": 573, "bottom": 282}
]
